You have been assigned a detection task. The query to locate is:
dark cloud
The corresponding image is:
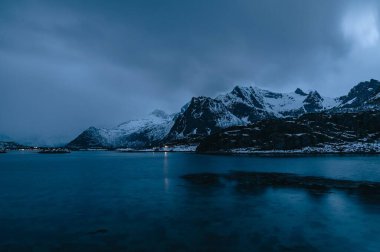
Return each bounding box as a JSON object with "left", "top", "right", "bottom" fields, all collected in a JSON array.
[{"left": 1, "top": 0, "right": 379, "bottom": 145}]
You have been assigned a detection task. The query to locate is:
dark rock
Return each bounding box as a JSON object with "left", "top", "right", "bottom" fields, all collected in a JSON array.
[
  {"left": 67, "top": 127, "right": 106, "bottom": 149},
  {"left": 166, "top": 97, "right": 240, "bottom": 140},
  {"left": 303, "top": 91, "right": 324, "bottom": 112},
  {"left": 295, "top": 88, "right": 307, "bottom": 96}
]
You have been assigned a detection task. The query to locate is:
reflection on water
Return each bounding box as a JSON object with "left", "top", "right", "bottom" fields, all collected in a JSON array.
[{"left": 0, "top": 151, "right": 379, "bottom": 251}]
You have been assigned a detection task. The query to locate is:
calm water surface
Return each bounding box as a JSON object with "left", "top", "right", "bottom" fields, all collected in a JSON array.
[{"left": 0, "top": 151, "right": 379, "bottom": 251}]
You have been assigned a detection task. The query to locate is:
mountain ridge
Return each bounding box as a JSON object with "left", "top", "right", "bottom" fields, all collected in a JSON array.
[{"left": 67, "top": 79, "right": 380, "bottom": 149}]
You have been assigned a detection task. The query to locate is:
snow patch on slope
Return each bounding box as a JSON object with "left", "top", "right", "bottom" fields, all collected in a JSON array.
[
  {"left": 84, "top": 110, "right": 174, "bottom": 147},
  {"left": 217, "top": 86, "right": 340, "bottom": 119}
]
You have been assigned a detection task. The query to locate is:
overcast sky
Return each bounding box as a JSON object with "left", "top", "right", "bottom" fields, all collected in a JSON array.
[{"left": 1, "top": 0, "right": 380, "bottom": 145}]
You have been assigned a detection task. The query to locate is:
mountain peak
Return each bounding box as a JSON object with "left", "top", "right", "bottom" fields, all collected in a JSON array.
[
  {"left": 232, "top": 85, "right": 249, "bottom": 91},
  {"left": 307, "top": 90, "right": 322, "bottom": 98},
  {"left": 339, "top": 79, "right": 380, "bottom": 108},
  {"left": 295, "top": 88, "right": 307, "bottom": 96},
  {"left": 231, "top": 85, "right": 257, "bottom": 95},
  {"left": 303, "top": 91, "right": 324, "bottom": 112},
  {"left": 350, "top": 79, "right": 380, "bottom": 92},
  {"left": 231, "top": 85, "right": 248, "bottom": 97}
]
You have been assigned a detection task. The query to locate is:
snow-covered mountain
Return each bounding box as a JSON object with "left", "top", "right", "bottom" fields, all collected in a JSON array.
[
  {"left": 164, "top": 86, "right": 337, "bottom": 141},
  {"left": 67, "top": 110, "right": 175, "bottom": 149},
  {"left": 216, "top": 86, "right": 338, "bottom": 119},
  {"left": 67, "top": 79, "right": 380, "bottom": 149},
  {"left": 335, "top": 79, "right": 380, "bottom": 110},
  {"left": 165, "top": 96, "right": 244, "bottom": 140}
]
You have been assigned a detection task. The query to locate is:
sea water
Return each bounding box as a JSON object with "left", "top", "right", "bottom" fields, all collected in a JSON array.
[{"left": 0, "top": 151, "right": 379, "bottom": 251}]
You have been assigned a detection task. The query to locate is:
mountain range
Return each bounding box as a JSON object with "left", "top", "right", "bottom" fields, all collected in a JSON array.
[{"left": 67, "top": 79, "right": 380, "bottom": 150}]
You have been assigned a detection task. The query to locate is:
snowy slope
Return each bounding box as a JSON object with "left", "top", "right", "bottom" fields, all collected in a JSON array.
[
  {"left": 216, "top": 86, "right": 339, "bottom": 120},
  {"left": 67, "top": 110, "right": 175, "bottom": 149},
  {"left": 110, "top": 109, "right": 174, "bottom": 142}
]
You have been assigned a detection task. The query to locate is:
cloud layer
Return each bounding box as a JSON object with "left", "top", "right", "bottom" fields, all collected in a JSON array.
[{"left": 1, "top": 0, "right": 379, "bottom": 145}]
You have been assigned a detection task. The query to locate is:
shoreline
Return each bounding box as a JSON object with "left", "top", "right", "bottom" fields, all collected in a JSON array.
[
  {"left": 196, "top": 151, "right": 380, "bottom": 157},
  {"left": 3, "top": 149, "right": 380, "bottom": 157}
]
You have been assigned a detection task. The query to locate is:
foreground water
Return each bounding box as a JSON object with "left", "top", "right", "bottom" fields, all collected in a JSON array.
[{"left": 0, "top": 151, "right": 379, "bottom": 251}]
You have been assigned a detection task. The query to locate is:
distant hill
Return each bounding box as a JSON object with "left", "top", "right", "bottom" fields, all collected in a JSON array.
[{"left": 0, "top": 141, "right": 25, "bottom": 150}]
